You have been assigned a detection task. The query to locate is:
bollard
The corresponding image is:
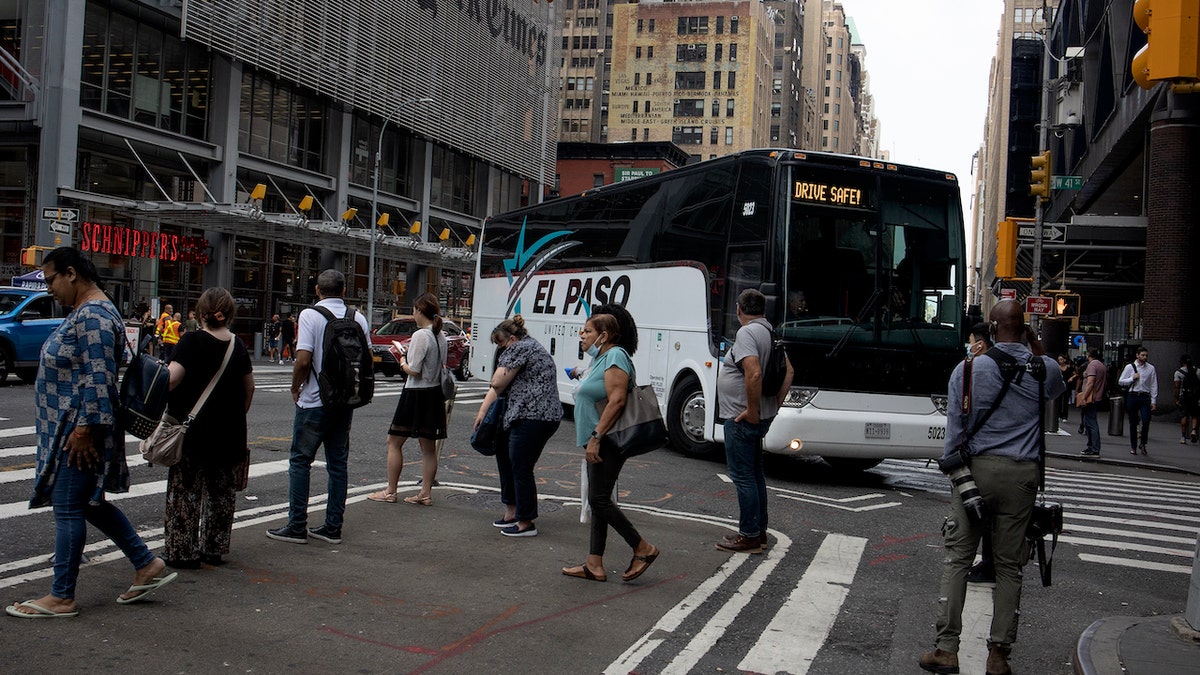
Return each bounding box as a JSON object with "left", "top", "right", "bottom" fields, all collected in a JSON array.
[
  {"left": 1044, "top": 398, "right": 1060, "bottom": 433},
  {"left": 1108, "top": 395, "right": 1125, "bottom": 436}
]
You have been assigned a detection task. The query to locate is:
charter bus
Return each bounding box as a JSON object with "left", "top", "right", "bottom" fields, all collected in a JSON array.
[{"left": 471, "top": 149, "right": 967, "bottom": 471}]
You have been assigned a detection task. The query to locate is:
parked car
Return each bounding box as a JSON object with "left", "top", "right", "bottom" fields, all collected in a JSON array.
[
  {"left": 0, "top": 286, "right": 66, "bottom": 383},
  {"left": 369, "top": 316, "right": 471, "bottom": 380}
]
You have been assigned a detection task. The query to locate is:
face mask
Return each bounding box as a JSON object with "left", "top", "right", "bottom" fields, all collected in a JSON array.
[{"left": 586, "top": 340, "right": 604, "bottom": 358}]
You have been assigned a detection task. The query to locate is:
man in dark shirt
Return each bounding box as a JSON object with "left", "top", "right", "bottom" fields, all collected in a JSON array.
[
  {"left": 280, "top": 313, "right": 296, "bottom": 363},
  {"left": 919, "top": 300, "right": 1064, "bottom": 675}
]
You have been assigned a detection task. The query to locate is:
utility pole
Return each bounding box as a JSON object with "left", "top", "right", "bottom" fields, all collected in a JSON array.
[{"left": 1030, "top": 12, "right": 1055, "bottom": 331}]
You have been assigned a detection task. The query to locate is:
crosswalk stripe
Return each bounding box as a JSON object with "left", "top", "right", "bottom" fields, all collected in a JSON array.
[
  {"left": 1055, "top": 501, "right": 1197, "bottom": 523},
  {"left": 661, "top": 538, "right": 792, "bottom": 673},
  {"left": 1045, "top": 492, "right": 1199, "bottom": 512},
  {"left": 1058, "top": 535, "right": 1193, "bottom": 558},
  {"left": 0, "top": 444, "right": 35, "bottom": 459},
  {"left": 0, "top": 426, "right": 35, "bottom": 439},
  {"left": 1077, "top": 553, "right": 1194, "bottom": 574},
  {"left": 1067, "top": 523, "right": 1199, "bottom": 546},
  {"left": 1066, "top": 512, "right": 1199, "bottom": 535},
  {"left": 959, "top": 584, "right": 995, "bottom": 673},
  {"left": 738, "top": 534, "right": 867, "bottom": 674}
]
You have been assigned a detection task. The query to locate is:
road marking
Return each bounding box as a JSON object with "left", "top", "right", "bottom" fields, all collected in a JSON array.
[
  {"left": 1066, "top": 512, "right": 1199, "bottom": 535},
  {"left": 1047, "top": 492, "right": 1200, "bottom": 512},
  {"left": 1066, "top": 524, "right": 1198, "bottom": 546},
  {"left": 0, "top": 444, "right": 35, "bottom": 458},
  {"left": 1058, "top": 535, "right": 1193, "bottom": 558},
  {"left": 1077, "top": 553, "right": 1193, "bottom": 574},
  {"left": 718, "top": 473, "right": 903, "bottom": 512},
  {"left": 0, "top": 426, "right": 35, "bottom": 439},
  {"left": 660, "top": 538, "right": 792, "bottom": 673},
  {"left": 959, "top": 584, "right": 994, "bottom": 673},
  {"left": 738, "top": 533, "right": 867, "bottom": 674}
]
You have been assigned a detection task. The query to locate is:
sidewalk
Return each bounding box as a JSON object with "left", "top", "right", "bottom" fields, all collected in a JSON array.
[{"left": 1054, "top": 403, "right": 1200, "bottom": 674}]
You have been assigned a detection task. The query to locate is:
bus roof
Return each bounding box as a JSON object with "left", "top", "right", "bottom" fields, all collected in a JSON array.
[{"left": 488, "top": 149, "right": 958, "bottom": 222}]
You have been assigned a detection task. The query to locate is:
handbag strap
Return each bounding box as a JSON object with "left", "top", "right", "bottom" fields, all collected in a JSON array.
[{"left": 185, "top": 337, "right": 236, "bottom": 423}]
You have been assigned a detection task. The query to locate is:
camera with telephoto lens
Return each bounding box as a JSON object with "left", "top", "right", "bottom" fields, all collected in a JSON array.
[{"left": 937, "top": 446, "right": 987, "bottom": 523}]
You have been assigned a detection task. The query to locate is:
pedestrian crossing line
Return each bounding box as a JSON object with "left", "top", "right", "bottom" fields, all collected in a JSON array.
[
  {"left": 1077, "top": 553, "right": 1193, "bottom": 575},
  {"left": 1066, "top": 512, "right": 1199, "bottom": 535},
  {"left": 1043, "top": 476, "right": 1200, "bottom": 499},
  {"left": 0, "top": 444, "right": 36, "bottom": 459},
  {"left": 1045, "top": 469, "right": 1200, "bottom": 490},
  {"left": 1066, "top": 523, "right": 1199, "bottom": 546},
  {"left": 738, "top": 533, "right": 868, "bottom": 674},
  {"left": 1052, "top": 501, "right": 1197, "bottom": 523},
  {"left": 660, "top": 537, "right": 793, "bottom": 674},
  {"left": 958, "top": 584, "right": 995, "bottom": 674},
  {"left": 1058, "top": 535, "right": 1194, "bottom": 558},
  {"left": 0, "top": 426, "right": 35, "bottom": 439},
  {"left": 776, "top": 492, "right": 902, "bottom": 513},
  {"left": 0, "top": 459, "right": 295, "bottom": 520},
  {"left": 604, "top": 545, "right": 757, "bottom": 675},
  {"left": 1045, "top": 492, "right": 1199, "bottom": 512}
]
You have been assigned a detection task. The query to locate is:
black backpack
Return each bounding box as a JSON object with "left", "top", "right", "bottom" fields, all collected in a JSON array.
[
  {"left": 751, "top": 319, "right": 789, "bottom": 396},
  {"left": 120, "top": 335, "right": 170, "bottom": 439},
  {"left": 311, "top": 306, "right": 374, "bottom": 409},
  {"left": 1181, "top": 367, "right": 1200, "bottom": 402}
]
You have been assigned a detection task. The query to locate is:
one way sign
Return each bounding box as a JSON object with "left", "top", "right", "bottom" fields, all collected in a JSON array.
[
  {"left": 41, "top": 207, "right": 79, "bottom": 223},
  {"left": 1017, "top": 224, "right": 1065, "bottom": 243}
]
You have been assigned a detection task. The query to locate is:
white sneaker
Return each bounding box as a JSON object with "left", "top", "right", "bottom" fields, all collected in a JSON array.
[{"left": 1182, "top": 437, "right": 1188, "bottom": 444}]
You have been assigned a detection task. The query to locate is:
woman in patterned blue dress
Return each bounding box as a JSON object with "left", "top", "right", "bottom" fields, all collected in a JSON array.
[{"left": 5, "top": 247, "right": 176, "bottom": 619}]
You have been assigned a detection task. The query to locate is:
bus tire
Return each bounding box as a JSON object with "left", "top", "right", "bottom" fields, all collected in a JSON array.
[
  {"left": 668, "top": 376, "right": 717, "bottom": 458},
  {"left": 822, "top": 457, "right": 883, "bottom": 473}
]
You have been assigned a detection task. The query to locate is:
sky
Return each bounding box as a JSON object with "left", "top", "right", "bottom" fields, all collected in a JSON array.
[{"left": 839, "top": 0, "right": 1006, "bottom": 245}]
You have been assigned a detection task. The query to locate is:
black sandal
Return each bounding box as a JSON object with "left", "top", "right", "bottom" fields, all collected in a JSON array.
[{"left": 622, "top": 547, "right": 660, "bottom": 582}]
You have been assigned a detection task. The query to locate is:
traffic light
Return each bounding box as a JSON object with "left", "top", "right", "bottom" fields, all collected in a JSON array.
[
  {"left": 20, "top": 246, "right": 50, "bottom": 267},
  {"left": 1132, "top": 0, "right": 1200, "bottom": 89},
  {"left": 1052, "top": 294, "right": 1081, "bottom": 318},
  {"left": 1029, "top": 151, "right": 1052, "bottom": 201},
  {"left": 994, "top": 218, "right": 1017, "bottom": 279}
]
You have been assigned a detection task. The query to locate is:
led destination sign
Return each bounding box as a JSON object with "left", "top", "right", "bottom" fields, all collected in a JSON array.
[{"left": 792, "top": 181, "right": 866, "bottom": 207}]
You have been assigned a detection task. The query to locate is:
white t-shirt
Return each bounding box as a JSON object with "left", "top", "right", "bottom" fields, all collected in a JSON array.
[
  {"left": 295, "top": 297, "right": 370, "bottom": 409},
  {"left": 403, "top": 327, "right": 448, "bottom": 390}
]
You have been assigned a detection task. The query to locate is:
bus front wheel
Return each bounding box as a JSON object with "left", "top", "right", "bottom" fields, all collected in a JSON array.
[{"left": 668, "top": 377, "right": 717, "bottom": 458}]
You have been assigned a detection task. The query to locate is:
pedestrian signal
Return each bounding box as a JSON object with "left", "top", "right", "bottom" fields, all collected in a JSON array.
[{"left": 1052, "top": 294, "right": 1081, "bottom": 318}]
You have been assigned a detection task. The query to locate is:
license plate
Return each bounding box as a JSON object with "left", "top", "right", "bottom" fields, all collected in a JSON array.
[
  {"left": 372, "top": 355, "right": 382, "bottom": 363},
  {"left": 865, "top": 423, "right": 891, "bottom": 439}
]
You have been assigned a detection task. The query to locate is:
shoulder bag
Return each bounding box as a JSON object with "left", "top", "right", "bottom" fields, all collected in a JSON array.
[
  {"left": 594, "top": 359, "right": 667, "bottom": 458},
  {"left": 140, "top": 338, "right": 236, "bottom": 467},
  {"left": 433, "top": 328, "right": 457, "bottom": 401}
]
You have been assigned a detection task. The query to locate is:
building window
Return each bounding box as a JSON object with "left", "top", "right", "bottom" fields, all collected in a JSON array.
[
  {"left": 710, "top": 126, "right": 718, "bottom": 144},
  {"left": 676, "top": 71, "right": 707, "bottom": 89},
  {"left": 671, "top": 125, "right": 704, "bottom": 144},
  {"left": 715, "top": 43, "right": 723, "bottom": 61},
  {"left": 636, "top": 46, "right": 642, "bottom": 58},
  {"left": 770, "top": 102, "right": 780, "bottom": 117},
  {"left": 837, "top": 53, "right": 843, "bottom": 65},
  {"left": 712, "top": 98, "right": 720, "bottom": 116},
  {"left": 633, "top": 100, "right": 640, "bottom": 113},
  {"left": 822, "top": 119, "right": 829, "bottom": 130},
  {"left": 727, "top": 71, "right": 736, "bottom": 89},
  {"left": 825, "top": 69, "right": 831, "bottom": 81},
  {"left": 239, "top": 70, "right": 325, "bottom": 171},
  {"left": 631, "top": 128, "right": 638, "bottom": 141},
  {"left": 834, "top": 103, "right": 839, "bottom": 113},
  {"left": 825, "top": 52, "right": 831, "bottom": 64},
  {"left": 713, "top": 71, "right": 721, "bottom": 89},
  {"left": 730, "top": 16, "right": 739, "bottom": 34},
  {"left": 833, "top": 120, "right": 840, "bottom": 131},
  {"left": 674, "top": 99, "right": 706, "bottom": 116},
  {"left": 677, "top": 16, "right": 709, "bottom": 35},
  {"left": 594, "top": 173, "right": 604, "bottom": 187},
  {"left": 773, "top": 78, "right": 782, "bottom": 94},
  {"left": 822, "top": 135, "right": 828, "bottom": 147},
  {"left": 676, "top": 43, "right": 709, "bottom": 62},
  {"left": 645, "top": 101, "right": 651, "bottom": 113},
  {"left": 824, "top": 86, "right": 830, "bottom": 96},
  {"left": 637, "top": 18, "right": 644, "bottom": 32},
  {"left": 635, "top": 73, "right": 641, "bottom": 85},
  {"left": 649, "top": 19, "right": 655, "bottom": 32},
  {"left": 646, "top": 72, "right": 653, "bottom": 85},
  {"left": 726, "top": 99, "right": 735, "bottom": 117},
  {"left": 647, "top": 46, "right": 654, "bottom": 58},
  {"left": 769, "top": 124, "right": 779, "bottom": 142},
  {"left": 836, "top": 70, "right": 842, "bottom": 82},
  {"left": 725, "top": 126, "right": 734, "bottom": 144},
  {"left": 729, "top": 43, "right": 738, "bottom": 60},
  {"left": 716, "top": 16, "right": 724, "bottom": 34},
  {"left": 643, "top": 128, "right": 649, "bottom": 141}
]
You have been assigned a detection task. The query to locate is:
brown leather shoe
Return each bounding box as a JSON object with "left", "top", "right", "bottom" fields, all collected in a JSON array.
[
  {"left": 716, "top": 534, "right": 763, "bottom": 554},
  {"left": 986, "top": 643, "right": 1012, "bottom": 675},
  {"left": 918, "top": 648, "right": 959, "bottom": 673},
  {"left": 723, "top": 532, "right": 770, "bottom": 550}
]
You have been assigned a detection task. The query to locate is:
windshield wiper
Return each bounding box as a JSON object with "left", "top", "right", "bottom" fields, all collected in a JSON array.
[{"left": 826, "top": 286, "right": 883, "bottom": 359}]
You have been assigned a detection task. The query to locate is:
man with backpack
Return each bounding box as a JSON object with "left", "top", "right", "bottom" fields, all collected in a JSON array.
[
  {"left": 1174, "top": 355, "right": 1199, "bottom": 444},
  {"left": 714, "top": 289, "right": 793, "bottom": 554},
  {"left": 267, "top": 269, "right": 372, "bottom": 546}
]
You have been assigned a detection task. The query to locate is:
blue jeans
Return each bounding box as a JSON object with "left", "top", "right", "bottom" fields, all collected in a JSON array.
[
  {"left": 724, "top": 418, "right": 772, "bottom": 538},
  {"left": 1082, "top": 403, "right": 1101, "bottom": 453},
  {"left": 495, "top": 419, "right": 560, "bottom": 522},
  {"left": 52, "top": 459, "right": 156, "bottom": 599},
  {"left": 1127, "top": 393, "right": 1152, "bottom": 449},
  {"left": 288, "top": 405, "right": 353, "bottom": 530}
]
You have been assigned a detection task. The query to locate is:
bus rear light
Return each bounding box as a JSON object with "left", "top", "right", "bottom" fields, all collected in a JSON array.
[
  {"left": 930, "top": 394, "right": 949, "bottom": 415},
  {"left": 781, "top": 387, "right": 817, "bottom": 408}
]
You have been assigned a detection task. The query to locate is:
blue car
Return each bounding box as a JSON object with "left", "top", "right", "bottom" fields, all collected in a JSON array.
[{"left": 0, "top": 286, "right": 66, "bottom": 384}]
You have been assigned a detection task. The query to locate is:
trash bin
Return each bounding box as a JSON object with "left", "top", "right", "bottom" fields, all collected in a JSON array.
[
  {"left": 1108, "top": 395, "right": 1125, "bottom": 436},
  {"left": 1044, "top": 399, "right": 1060, "bottom": 434}
]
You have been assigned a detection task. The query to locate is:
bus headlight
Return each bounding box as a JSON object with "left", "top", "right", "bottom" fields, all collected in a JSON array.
[
  {"left": 780, "top": 387, "right": 818, "bottom": 408},
  {"left": 930, "top": 394, "right": 949, "bottom": 415},
  {"left": 789, "top": 438, "right": 803, "bottom": 451}
]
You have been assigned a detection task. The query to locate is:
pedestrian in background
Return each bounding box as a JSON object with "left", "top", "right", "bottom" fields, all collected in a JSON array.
[
  {"left": 7, "top": 247, "right": 176, "bottom": 618},
  {"left": 184, "top": 309, "right": 200, "bottom": 334},
  {"left": 715, "top": 289, "right": 793, "bottom": 554},
  {"left": 1119, "top": 347, "right": 1158, "bottom": 455},
  {"left": 1078, "top": 348, "right": 1106, "bottom": 457},
  {"left": 280, "top": 312, "right": 296, "bottom": 363},
  {"left": 161, "top": 288, "right": 254, "bottom": 568},
  {"left": 473, "top": 315, "right": 562, "bottom": 537},
  {"left": 266, "top": 269, "right": 367, "bottom": 545},
  {"left": 160, "top": 312, "right": 181, "bottom": 362},
  {"left": 369, "top": 293, "right": 448, "bottom": 506},
  {"left": 562, "top": 312, "right": 659, "bottom": 583},
  {"left": 1057, "top": 354, "right": 1075, "bottom": 423},
  {"left": 918, "top": 300, "right": 1064, "bottom": 675},
  {"left": 1175, "top": 355, "right": 1199, "bottom": 444},
  {"left": 266, "top": 313, "right": 282, "bottom": 363}
]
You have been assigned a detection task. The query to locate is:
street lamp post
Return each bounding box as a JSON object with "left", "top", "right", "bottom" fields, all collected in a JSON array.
[{"left": 369, "top": 96, "right": 433, "bottom": 327}]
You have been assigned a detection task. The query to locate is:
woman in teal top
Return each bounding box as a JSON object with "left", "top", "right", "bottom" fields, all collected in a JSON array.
[{"left": 562, "top": 313, "right": 660, "bottom": 583}]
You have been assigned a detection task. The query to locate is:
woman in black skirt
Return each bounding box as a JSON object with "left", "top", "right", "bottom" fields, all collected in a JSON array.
[{"left": 368, "top": 293, "right": 448, "bottom": 505}]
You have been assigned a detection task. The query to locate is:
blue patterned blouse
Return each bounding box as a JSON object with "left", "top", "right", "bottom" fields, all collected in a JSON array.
[{"left": 30, "top": 299, "right": 129, "bottom": 508}]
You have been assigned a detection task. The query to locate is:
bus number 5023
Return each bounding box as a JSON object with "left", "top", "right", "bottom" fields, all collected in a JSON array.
[{"left": 928, "top": 426, "right": 946, "bottom": 440}]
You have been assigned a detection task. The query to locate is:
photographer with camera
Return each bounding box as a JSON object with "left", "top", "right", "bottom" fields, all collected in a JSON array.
[{"left": 919, "top": 300, "right": 1065, "bottom": 675}]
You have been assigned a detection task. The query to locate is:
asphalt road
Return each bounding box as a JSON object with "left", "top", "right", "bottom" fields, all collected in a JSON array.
[{"left": 1, "top": 362, "right": 1197, "bottom": 674}]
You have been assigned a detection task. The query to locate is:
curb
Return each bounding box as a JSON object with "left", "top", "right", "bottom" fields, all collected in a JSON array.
[
  {"left": 1073, "top": 616, "right": 1135, "bottom": 675},
  {"left": 1047, "top": 451, "right": 1200, "bottom": 477}
]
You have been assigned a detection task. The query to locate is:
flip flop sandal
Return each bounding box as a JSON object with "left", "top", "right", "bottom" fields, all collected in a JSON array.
[
  {"left": 562, "top": 565, "right": 606, "bottom": 582},
  {"left": 116, "top": 571, "right": 179, "bottom": 605},
  {"left": 367, "top": 491, "right": 397, "bottom": 503},
  {"left": 5, "top": 600, "right": 79, "bottom": 618},
  {"left": 622, "top": 548, "right": 660, "bottom": 582}
]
